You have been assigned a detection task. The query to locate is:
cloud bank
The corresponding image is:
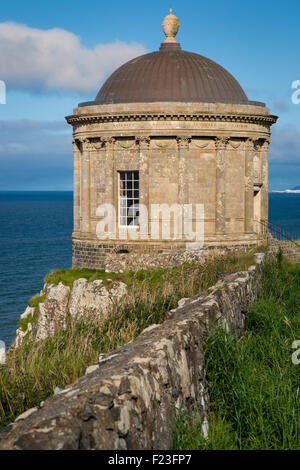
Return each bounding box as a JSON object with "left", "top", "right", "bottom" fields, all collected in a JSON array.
[
  {"left": 269, "top": 125, "right": 300, "bottom": 164},
  {"left": 0, "top": 120, "right": 72, "bottom": 190},
  {"left": 0, "top": 22, "right": 146, "bottom": 93}
]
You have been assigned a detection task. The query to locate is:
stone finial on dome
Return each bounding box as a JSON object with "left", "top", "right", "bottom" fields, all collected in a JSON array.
[{"left": 162, "top": 8, "right": 179, "bottom": 44}]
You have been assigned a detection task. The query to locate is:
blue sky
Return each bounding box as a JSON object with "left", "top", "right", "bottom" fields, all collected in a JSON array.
[{"left": 0, "top": 0, "right": 299, "bottom": 190}]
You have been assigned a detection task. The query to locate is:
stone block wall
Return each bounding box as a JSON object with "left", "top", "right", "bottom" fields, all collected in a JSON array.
[
  {"left": 72, "top": 239, "right": 187, "bottom": 270},
  {"left": 72, "top": 239, "right": 260, "bottom": 271}
]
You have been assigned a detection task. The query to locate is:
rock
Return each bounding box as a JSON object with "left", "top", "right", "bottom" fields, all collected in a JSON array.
[
  {"left": 12, "top": 306, "right": 36, "bottom": 349},
  {"left": 254, "top": 252, "right": 266, "bottom": 265},
  {"left": 15, "top": 407, "right": 38, "bottom": 422},
  {"left": 20, "top": 306, "right": 35, "bottom": 320},
  {"left": 68, "top": 279, "right": 127, "bottom": 323},
  {"left": 0, "top": 341, "right": 6, "bottom": 365},
  {"left": 98, "top": 353, "right": 119, "bottom": 364},
  {"left": 13, "top": 278, "right": 127, "bottom": 347},
  {"left": 84, "top": 364, "right": 99, "bottom": 375},
  {"left": 33, "top": 283, "right": 71, "bottom": 341},
  {"left": 141, "top": 324, "right": 159, "bottom": 335}
]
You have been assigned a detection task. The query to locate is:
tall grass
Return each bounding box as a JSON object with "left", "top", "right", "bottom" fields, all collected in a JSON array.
[
  {"left": 174, "top": 256, "right": 300, "bottom": 450},
  {"left": 0, "top": 251, "right": 256, "bottom": 429}
]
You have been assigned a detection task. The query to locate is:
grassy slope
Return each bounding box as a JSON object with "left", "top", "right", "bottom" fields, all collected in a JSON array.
[
  {"left": 174, "top": 255, "right": 300, "bottom": 450},
  {"left": 0, "top": 251, "right": 256, "bottom": 428}
]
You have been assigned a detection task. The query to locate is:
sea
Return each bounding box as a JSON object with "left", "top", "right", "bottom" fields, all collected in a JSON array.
[{"left": 0, "top": 191, "right": 299, "bottom": 347}]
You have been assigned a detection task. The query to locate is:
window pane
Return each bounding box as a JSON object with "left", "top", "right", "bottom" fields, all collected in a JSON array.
[{"left": 119, "top": 171, "right": 139, "bottom": 227}]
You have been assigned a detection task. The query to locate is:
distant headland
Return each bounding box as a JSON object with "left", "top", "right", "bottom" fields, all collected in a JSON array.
[{"left": 269, "top": 186, "right": 300, "bottom": 194}]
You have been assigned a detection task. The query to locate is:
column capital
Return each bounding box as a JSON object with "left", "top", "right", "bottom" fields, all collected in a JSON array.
[
  {"left": 244, "top": 138, "right": 255, "bottom": 151},
  {"left": 72, "top": 138, "right": 80, "bottom": 151},
  {"left": 137, "top": 135, "right": 150, "bottom": 149},
  {"left": 260, "top": 139, "right": 270, "bottom": 151},
  {"left": 78, "top": 137, "right": 92, "bottom": 152},
  {"left": 214, "top": 136, "right": 229, "bottom": 150},
  {"left": 101, "top": 136, "right": 115, "bottom": 147},
  {"left": 176, "top": 136, "right": 191, "bottom": 149}
]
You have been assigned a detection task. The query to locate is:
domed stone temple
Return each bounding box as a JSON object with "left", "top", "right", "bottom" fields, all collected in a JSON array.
[{"left": 66, "top": 10, "right": 278, "bottom": 269}]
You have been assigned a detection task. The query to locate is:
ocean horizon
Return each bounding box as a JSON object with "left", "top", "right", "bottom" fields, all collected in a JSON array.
[{"left": 0, "top": 191, "right": 299, "bottom": 347}]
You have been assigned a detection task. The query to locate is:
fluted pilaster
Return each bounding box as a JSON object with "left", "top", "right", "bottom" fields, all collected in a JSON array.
[
  {"left": 177, "top": 136, "right": 191, "bottom": 206},
  {"left": 244, "top": 138, "right": 255, "bottom": 233},
  {"left": 215, "top": 137, "right": 229, "bottom": 234},
  {"left": 80, "top": 139, "right": 91, "bottom": 233},
  {"left": 72, "top": 139, "right": 81, "bottom": 232}
]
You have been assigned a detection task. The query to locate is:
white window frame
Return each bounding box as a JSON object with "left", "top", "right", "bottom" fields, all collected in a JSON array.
[{"left": 118, "top": 171, "right": 140, "bottom": 228}]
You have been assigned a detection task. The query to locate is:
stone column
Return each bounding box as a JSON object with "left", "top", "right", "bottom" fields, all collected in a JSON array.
[
  {"left": 177, "top": 136, "right": 190, "bottom": 206},
  {"left": 261, "top": 139, "right": 270, "bottom": 224},
  {"left": 138, "top": 136, "right": 150, "bottom": 239},
  {"left": 72, "top": 139, "right": 81, "bottom": 233},
  {"left": 103, "top": 137, "right": 115, "bottom": 207},
  {"left": 80, "top": 138, "right": 91, "bottom": 234},
  {"left": 244, "top": 138, "right": 255, "bottom": 234},
  {"left": 89, "top": 139, "right": 103, "bottom": 219},
  {"left": 215, "top": 137, "right": 229, "bottom": 235}
]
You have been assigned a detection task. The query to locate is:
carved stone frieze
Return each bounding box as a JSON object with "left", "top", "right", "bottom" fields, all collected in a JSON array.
[
  {"left": 228, "top": 138, "right": 243, "bottom": 149},
  {"left": 115, "top": 139, "right": 136, "bottom": 149},
  {"left": 192, "top": 138, "right": 214, "bottom": 149}
]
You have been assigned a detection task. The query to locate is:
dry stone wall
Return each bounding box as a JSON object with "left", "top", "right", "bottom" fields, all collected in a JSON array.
[{"left": 0, "top": 253, "right": 268, "bottom": 450}]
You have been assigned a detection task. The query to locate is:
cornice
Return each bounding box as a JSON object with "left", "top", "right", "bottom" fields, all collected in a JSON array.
[{"left": 66, "top": 112, "right": 278, "bottom": 127}]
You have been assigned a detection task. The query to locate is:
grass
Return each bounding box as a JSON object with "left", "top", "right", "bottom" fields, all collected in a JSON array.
[
  {"left": 43, "top": 266, "right": 190, "bottom": 289},
  {"left": 0, "top": 249, "right": 259, "bottom": 429},
  {"left": 173, "top": 254, "right": 300, "bottom": 450},
  {"left": 28, "top": 294, "right": 46, "bottom": 309},
  {"left": 17, "top": 310, "right": 37, "bottom": 333},
  {"left": 43, "top": 248, "right": 261, "bottom": 291}
]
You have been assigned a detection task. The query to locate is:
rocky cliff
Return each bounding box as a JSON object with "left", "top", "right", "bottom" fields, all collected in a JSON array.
[{"left": 13, "top": 279, "right": 127, "bottom": 348}]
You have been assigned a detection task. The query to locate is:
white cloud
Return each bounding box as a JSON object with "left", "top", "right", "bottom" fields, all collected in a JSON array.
[
  {"left": 0, "top": 119, "right": 70, "bottom": 159},
  {"left": 0, "top": 119, "right": 72, "bottom": 190},
  {"left": 0, "top": 22, "right": 146, "bottom": 93}
]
